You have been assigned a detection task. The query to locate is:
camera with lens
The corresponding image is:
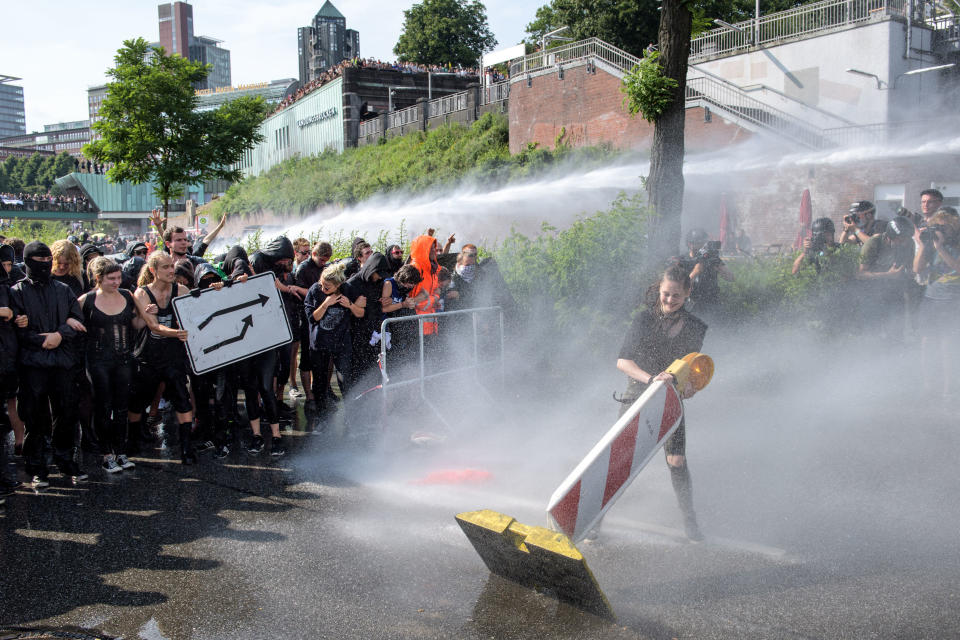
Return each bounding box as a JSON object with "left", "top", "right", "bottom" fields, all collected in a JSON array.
[
  {"left": 897, "top": 206, "right": 924, "bottom": 227},
  {"left": 844, "top": 212, "right": 860, "bottom": 226},
  {"left": 919, "top": 223, "right": 948, "bottom": 245},
  {"left": 697, "top": 240, "right": 722, "bottom": 263}
]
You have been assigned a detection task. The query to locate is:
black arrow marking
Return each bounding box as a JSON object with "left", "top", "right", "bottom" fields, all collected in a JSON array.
[
  {"left": 197, "top": 294, "right": 269, "bottom": 330},
  {"left": 202, "top": 315, "right": 253, "bottom": 355}
]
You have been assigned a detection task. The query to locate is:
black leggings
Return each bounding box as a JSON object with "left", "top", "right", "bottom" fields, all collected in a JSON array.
[
  {"left": 310, "top": 348, "right": 351, "bottom": 419},
  {"left": 244, "top": 349, "right": 279, "bottom": 425},
  {"left": 87, "top": 358, "right": 134, "bottom": 456},
  {"left": 276, "top": 344, "right": 291, "bottom": 389}
]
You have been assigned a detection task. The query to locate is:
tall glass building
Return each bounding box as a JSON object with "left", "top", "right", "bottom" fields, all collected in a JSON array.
[
  {"left": 0, "top": 75, "right": 26, "bottom": 138},
  {"left": 298, "top": 1, "right": 360, "bottom": 84}
]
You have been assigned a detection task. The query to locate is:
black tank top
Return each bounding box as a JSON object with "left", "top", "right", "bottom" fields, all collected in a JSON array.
[
  {"left": 137, "top": 285, "right": 185, "bottom": 368},
  {"left": 83, "top": 290, "right": 137, "bottom": 362}
]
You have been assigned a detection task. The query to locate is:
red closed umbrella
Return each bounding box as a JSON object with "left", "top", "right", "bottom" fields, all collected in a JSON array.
[
  {"left": 794, "top": 189, "right": 812, "bottom": 250},
  {"left": 718, "top": 194, "right": 730, "bottom": 251}
]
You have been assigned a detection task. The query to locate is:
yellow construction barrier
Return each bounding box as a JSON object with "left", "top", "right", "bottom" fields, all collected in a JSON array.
[{"left": 455, "top": 509, "right": 614, "bottom": 620}]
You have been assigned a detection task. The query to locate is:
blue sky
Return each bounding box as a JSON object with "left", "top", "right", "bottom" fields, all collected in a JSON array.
[{"left": 2, "top": 0, "right": 542, "bottom": 132}]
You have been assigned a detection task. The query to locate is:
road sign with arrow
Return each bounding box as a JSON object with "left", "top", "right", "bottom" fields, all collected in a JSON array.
[{"left": 172, "top": 272, "right": 293, "bottom": 375}]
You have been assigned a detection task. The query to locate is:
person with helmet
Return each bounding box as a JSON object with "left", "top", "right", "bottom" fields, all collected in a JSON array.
[
  {"left": 858, "top": 215, "right": 917, "bottom": 342},
  {"left": 676, "top": 228, "right": 734, "bottom": 313},
  {"left": 792, "top": 217, "right": 840, "bottom": 275},
  {"left": 859, "top": 215, "right": 916, "bottom": 280},
  {"left": 840, "top": 201, "right": 888, "bottom": 246}
]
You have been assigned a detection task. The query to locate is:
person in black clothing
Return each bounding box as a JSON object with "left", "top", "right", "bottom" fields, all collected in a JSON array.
[
  {"left": 346, "top": 252, "right": 392, "bottom": 390},
  {"left": 9, "top": 241, "right": 87, "bottom": 486},
  {"left": 675, "top": 228, "right": 734, "bottom": 315},
  {"left": 294, "top": 242, "right": 333, "bottom": 405},
  {"left": 246, "top": 236, "right": 296, "bottom": 456},
  {"left": 79, "top": 257, "right": 140, "bottom": 473},
  {"left": 128, "top": 251, "right": 195, "bottom": 464},
  {"left": 79, "top": 243, "right": 104, "bottom": 292},
  {"left": 615, "top": 265, "right": 708, "bottom": 542},
  {"left": 304, "top": 262, "right": 365, "bottom": 432},
  {"left": 0, "top": 255, "right": 26, "bottom": 499}
]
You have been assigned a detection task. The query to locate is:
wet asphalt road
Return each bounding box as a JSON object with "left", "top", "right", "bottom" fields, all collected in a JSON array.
[{"left": 2, "top": 338, "right": 960, "bottom": 640}]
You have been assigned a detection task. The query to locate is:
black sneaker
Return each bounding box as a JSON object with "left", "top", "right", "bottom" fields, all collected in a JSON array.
[
  {"left": 213, "top": 444, "right": 230, "bottom": 459},
  {"left": 196, "top": 440, "right": 215, "bottom": 452},
  {"left": 683, "top": 514, "right": 704, "bottom": 543},
  {"left": 270, "top": 439, "right": 286, "bottom": 457},
  {"left": 116, "top": 454, "right": 136, "bottom": 470},
  {"left": 247, "top": 435, "right": 265, "bottom": 454},
  {"left": 278, "top": 402, "right": 294, "bottom": 417},
  {"left": 32, "top": 475, "right": 50, "bottom": 489}
]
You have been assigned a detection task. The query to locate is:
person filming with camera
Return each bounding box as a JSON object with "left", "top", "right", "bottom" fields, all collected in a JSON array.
[
  {"left": 676, "top": 229, "right": 734, "bottom": 316},
  {"left": 840, "top": 201, "right": 887, "bottom": 246},
  {"left": 793, "top": 217, "right": 841, "bottom": 275},
  {"left": 912, "top": 207, "right": 960, "bottom": 400}
]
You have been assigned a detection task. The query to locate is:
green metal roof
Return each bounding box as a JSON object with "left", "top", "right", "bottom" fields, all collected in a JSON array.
[
  {"left": 316, "top": 1, "right": 345, "bottom": 20},
  {"left": 55, "top": 172, "right": 206, "bottom": 213}
]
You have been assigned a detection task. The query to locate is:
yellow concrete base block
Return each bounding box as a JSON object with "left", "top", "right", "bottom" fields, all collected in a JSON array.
[{"left": 456, "top": 509, "right": 614, "bottom": 620}]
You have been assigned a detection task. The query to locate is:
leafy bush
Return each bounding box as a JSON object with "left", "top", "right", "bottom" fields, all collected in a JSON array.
[{"left": 204, "top": 113, "right": 618, "bottom": 220}]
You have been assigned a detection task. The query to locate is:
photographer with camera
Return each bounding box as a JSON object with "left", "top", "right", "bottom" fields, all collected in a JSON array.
[
  {"left": 792, "top": 217, "right": 840, "bottom": 275},
  {"left": 676, "top": 229, "right": 734, "bottom": 315},
  {"left": 912, "top": 207, "right": 960, "bottom": 400},
  {"left": 858, "top": 215, "right": 917, "bottom": 342},
  {"left": 840, "top": 201, "right": 887, "bottom": 246}
]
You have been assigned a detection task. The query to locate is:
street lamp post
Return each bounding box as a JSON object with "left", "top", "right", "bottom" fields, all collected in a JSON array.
[{"left": 845, "top": 63, "right": 956, "bottom": 89}]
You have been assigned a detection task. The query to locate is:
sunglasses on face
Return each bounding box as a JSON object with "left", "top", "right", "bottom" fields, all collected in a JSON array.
[{"left": 296, "top": 250, "right": 309, "bottom": 256}]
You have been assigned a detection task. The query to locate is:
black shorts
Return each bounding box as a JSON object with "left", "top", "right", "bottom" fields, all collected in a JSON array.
[{"left": 131, "top": 362, "right": 193, "bottom": 415}]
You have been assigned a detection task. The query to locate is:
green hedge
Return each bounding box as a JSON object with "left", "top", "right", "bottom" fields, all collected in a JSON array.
[{"left": 206, "top": 113, "right": 619, "bottom": 220}]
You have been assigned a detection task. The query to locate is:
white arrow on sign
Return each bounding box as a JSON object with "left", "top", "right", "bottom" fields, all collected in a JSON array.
[{"left": 172, "top": 272, "right": 293, "bottom": 375}]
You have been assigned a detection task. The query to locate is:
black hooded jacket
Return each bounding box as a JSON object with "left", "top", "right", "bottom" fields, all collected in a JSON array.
[
  {"left": 193, "top": 262, "right": 224, "bottom": 289},
  {"left": 250, "top": 236, "right": 294, "bottom": 275},
  {"left": 9, "top": 276, "right": 82, "bottom": 369},
  {"left": 220, "top": 245, "right": 253, "bottom": 278},
  {"left": 0, "top": 268, "right": 16, "bottom": 374},
  {"left": 346, "top": 252, "right": 392, "bottom": 340}
]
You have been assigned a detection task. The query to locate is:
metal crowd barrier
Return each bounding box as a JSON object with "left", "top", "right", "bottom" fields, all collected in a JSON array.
[{"left": 378, "top": 306, "right": 504, "bottom": 428}]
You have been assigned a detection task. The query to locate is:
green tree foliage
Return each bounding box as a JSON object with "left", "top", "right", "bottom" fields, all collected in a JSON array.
[
  {"left": 393, "top": 0, "right": 497, "bottom": 67},
  {"left": 0, "top": 152, "right": 76, "bottom": 194},
  {"left": 620, "top": 51, "right": 680, "bottom": 123},
  {"left": 205, "top": 113, "right": 619, "bottom": 220},
  {"left": 83, "top": 38, "right": 267, "bottom": 224},
  {"left": 524, "top": 0, "right": 821, "bottom": 55}
]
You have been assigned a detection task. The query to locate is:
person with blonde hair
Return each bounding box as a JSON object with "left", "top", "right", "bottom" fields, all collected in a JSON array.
[
  {"left": 50, "top": 239, "right": 84, "bottom": 296},
  {"left": 304, "top": 261, "right": 365, "bottom": 432},
  {"left": 128, "top": 251, "right": 196, "bottom": 464}
]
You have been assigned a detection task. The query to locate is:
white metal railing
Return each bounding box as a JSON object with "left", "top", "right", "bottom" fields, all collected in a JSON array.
[
  {"left": 481, "top": 81, "right": 511, "bottom": 105},
  {"left": 691, "top": 0, "right": 909, "bottom": 60},
  {"left": 509, "top": 37, "right": 642, "bottom": 77},
  {"left": 359, "top": 118, "right": 381, "bottom": 138},
  {"left": 426, "top": 91, "right": 468, "bottom": 118},
  {"left": 388, "top": 103, "right": 420, "bottom": 129},
  {"left": 379, "top": 307, "right": 504, "bottom": 429},
  {"left": 686, "top": 74, "right": 828, "bottom": 148}
]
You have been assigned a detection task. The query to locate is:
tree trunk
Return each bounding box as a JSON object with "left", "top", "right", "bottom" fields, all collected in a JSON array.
[{"left": 647, "top": 0, "right": 693, "bottom": 265}]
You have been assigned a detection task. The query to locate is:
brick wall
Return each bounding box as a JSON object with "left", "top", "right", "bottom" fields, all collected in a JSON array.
[{"left": 508, "top": 63, "right": 753, "bottom": 154}]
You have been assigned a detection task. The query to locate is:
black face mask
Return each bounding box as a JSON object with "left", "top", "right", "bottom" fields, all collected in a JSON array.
[{"left": 25, "top": 258, "right": 52, "bottom": 284}]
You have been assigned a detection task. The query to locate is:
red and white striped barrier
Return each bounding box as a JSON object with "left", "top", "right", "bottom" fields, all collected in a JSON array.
[{"left": 546, "top": 380, "right": 684, "bottom": 542}]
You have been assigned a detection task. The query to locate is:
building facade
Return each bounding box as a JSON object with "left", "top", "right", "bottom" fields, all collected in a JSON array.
[
  {"left": 0, "top": 76, "right": 26, "bottom": 138},
  {"left": 156, "top": 1, "right": 231, "bottom": 91},
  {"left": 298, "top": 2, "right": 360, "bottom": 84},
  {"left": 0, "top": 121, "right": 91, "bottom": 157},
  {"left": 194, "top": 78, "right": 297, "bottom": 112}
]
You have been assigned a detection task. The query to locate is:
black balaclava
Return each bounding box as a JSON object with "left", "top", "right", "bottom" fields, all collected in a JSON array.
[{"left": 23, "top": 241, "right": 52, "bottom": 284}]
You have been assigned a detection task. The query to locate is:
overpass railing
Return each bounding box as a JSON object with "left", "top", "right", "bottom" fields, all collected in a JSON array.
[
  {"left": 0, "top": 198, "right": 97, "bottom": 213},
  {"left": 691, "top": 0, "right": 909, "bottom": 60},
  {"left": 509, "top": 38, "right": 641, "bottom": 77},
  {"left": 481, "top": 81, "right": 510, "bottom": 105}
]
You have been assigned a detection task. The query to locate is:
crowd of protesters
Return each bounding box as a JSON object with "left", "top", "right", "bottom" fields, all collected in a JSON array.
[
  {"left": 0, "top": 217, "right": 514, "bottom": 502},
  {"left": 271, "top": 57, "right": 489, "bottom": 116},
  {"left": 0, "top": 192, "right": 94, "bottom": 213}
]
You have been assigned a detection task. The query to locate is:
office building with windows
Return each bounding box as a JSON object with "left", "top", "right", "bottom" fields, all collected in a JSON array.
[
  {"left": 0, "top": 75, "right": 26, "bottom": 138},
  {"left": 156, "top": 1, "right": 231, "bottom": 91},
  {"left": 297, "top": 2, "right": 360, "bottom": 85}
]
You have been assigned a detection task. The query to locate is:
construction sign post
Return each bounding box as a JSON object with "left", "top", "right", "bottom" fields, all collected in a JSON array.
[{"left": 172, "top": 272, "right": 292, "bottom": 375}]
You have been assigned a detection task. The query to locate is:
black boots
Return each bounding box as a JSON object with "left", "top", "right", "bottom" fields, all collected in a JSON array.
[
  {"left": 670, "top": 462, "right": 703, "bottom": 542},
  {"left": 179, "top": 422, "right": 196, "bottom": 465}
]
